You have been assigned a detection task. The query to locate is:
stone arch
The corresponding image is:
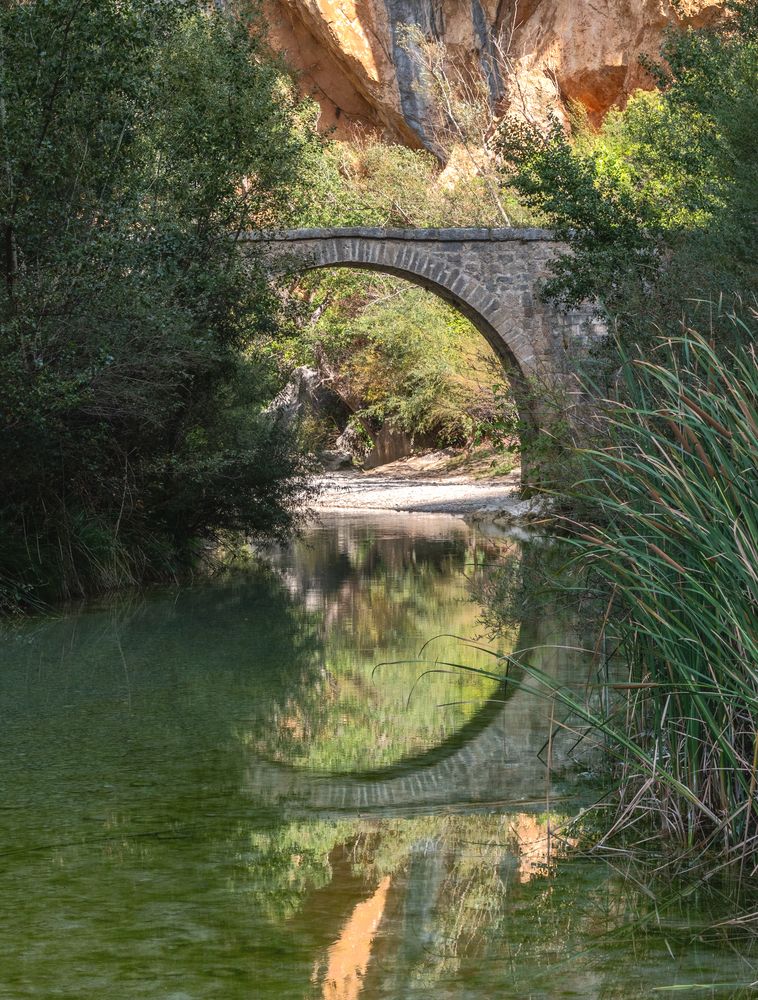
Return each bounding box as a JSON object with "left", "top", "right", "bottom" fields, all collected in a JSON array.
[
  {"left": 244, "top": 692, "right": 526, "bottom": 817},
  {"left": 241, "top": 227, "right": 594, "bottom": 485},
  {"left": 282, "top": 235, "right": 530, "bottom": 379}
]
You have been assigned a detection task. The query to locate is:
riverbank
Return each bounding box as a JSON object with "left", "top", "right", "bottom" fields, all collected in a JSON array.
[{"left": 312, "top": 453, "right": 546, "bottom": 519}]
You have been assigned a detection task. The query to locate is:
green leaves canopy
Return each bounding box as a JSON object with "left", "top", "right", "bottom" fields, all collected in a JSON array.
[{"left": 0, "top": 0, "right": 310, "bottom": 605}]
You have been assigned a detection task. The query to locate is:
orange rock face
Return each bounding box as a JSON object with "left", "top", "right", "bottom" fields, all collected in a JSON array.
[{"left": 267, "top": 0, "right": 725, "bottom": 146}]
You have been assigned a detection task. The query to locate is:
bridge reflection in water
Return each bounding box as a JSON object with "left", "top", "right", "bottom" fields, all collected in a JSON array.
[
  {"left": 240, "top": 514, "right": 596, "bottom": 997},
  {"left": 244, "top": 511, "right": 591, "bottom": 822},
  {"left": 246, "top": 639, "right": 588, "bottom": 819},
  {"left": 243, "top": 509, "right": 590, "bottom": 819}
]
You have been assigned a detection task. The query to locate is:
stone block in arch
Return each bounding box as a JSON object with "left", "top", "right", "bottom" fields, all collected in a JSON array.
[{"left": 287, "top": 237, "right": 534, "bottom": 384}]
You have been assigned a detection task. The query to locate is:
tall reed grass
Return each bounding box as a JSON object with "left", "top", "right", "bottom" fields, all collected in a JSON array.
[{"left": 573, "top": 320, "right": 757, "bottom": 865}]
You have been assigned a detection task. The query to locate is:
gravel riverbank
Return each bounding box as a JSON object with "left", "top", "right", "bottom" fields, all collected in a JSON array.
[{"left": 312, "top": 468, "right": 542, "bottom": 519}]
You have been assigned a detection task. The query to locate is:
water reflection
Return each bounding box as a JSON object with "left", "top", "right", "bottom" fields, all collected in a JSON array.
[
  {"left": 319, "top": 874, "right": 390, "bottom": 1000},
  {"left": 0, "top": 513, "right": 753, "bottom": 998},
  {"left": 255, "top": 512, "right": 515, "bottom": 773},
  {"left": 245, "top": 811, "right": 755, "bottom": 999}
]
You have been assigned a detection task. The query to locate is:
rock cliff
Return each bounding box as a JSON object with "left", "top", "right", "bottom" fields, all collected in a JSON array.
[{"left": 267, "top": 0, "right": 724, "bottom": 147}]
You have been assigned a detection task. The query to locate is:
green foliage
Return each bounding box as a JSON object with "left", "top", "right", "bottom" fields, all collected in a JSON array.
[
  {"left": 498, "top": 2, "right": 758, "bottom": 354},
  {"left": 0, "top": 0, "right": 311, "bottom": 608},
  {"left": 333, "top": 287, "right": 495, "bottom": 442},
  {"left": 474, "top": 378, "right": 520, "bottom": 453},
  {"left": 297, "top": 133, "right": 528, "bottom": 229},
  {"left": 287, "top": 272, "right": 509, "bottom": 449}
]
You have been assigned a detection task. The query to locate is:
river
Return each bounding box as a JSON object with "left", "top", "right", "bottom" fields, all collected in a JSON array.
[{"left": 0, "top": 512, "right": 752, "bottom": 998}]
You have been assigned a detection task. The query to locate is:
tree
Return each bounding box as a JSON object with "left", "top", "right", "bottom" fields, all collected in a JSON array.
[
  {"left": 0, "top": 0, "right": 311, "bottom": 607},
  {"left": 497, "top": 0, "right": 758, "bottom": 360}
]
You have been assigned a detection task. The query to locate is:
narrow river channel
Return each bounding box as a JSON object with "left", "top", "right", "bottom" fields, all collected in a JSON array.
[{"left": 0, "top": 513, "right": 751, "bottom": 998}]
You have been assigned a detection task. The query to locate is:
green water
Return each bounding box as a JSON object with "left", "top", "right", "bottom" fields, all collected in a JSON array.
[{"left": 0, "top": 512, "right": 753, "bottom": 999}]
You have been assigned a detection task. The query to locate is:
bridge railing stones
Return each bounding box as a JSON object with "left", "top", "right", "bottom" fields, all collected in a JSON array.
[{"left": 240, "top": 227, "right": 557, "bottom": 242}]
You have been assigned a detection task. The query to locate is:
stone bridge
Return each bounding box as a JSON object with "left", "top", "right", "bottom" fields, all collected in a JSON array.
[
  {"left": 245, "top": 640, "right": 590, "bottom": 819},
  {"left": 240, "top": 227, "right": 595, "bottom": 478}
]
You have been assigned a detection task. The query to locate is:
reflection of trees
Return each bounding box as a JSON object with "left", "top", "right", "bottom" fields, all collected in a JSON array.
[
  {"left": 244, "top": 820, "right": 357, "bottom": 925},
  {"left": 240, "top": 812, "right": 569, "bottom": 936},
  {"left": 476, "top": 536, "right": 580, "bottom": 633},
  {"left": 1, "top": 560, "right": 325, "bottom": 717},
  {"left": 251, "top": 518, "right": 521, "bottom": 772},
  {"left": 266, "top": 516, "right": 479, "bottom": 637}
]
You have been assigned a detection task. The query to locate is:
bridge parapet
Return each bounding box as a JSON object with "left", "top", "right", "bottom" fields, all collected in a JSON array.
[{"left": 241, "top": 226, "right": 555, "bottom": 243}]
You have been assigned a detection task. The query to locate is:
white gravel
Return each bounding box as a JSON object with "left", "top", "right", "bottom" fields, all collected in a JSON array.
[{"left": 312, "top": 471, "right": 541, "bottom": 518}]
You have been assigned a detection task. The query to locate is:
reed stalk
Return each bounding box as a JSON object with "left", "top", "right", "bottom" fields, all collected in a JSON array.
[{"left": 568, "top": 319, "right": 758, "bottom": 864}]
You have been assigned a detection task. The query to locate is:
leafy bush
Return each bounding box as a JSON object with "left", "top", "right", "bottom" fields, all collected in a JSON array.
[
  {"left": 0, "top": 0, "right": 311, "bottom": 608},
  {"left": 498, "top": 0, "right": 758, "bottom": 361},
  {"left": 298, "top": 131, "right": 529, "bottom": 230},
  {"left": 284, "top": 272, "right": 512, "bottom": 451}
]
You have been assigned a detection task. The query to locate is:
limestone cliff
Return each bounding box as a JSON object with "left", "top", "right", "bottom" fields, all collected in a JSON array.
[{"left": 267, "top": 0, "right": 724, "bottom": 147}]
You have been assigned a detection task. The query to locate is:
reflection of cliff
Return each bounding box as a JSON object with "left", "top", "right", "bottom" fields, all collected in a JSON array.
[
  {"left": 243, "top": 811, "right": 594, "bottom": 998},
  {"left": 268, "top": 0, "right": 725, "bottom": 142},
  {"left": 320, "top": 875, "right": 390, "bottom": 1000},
  {"left": 242, "top": 804, "right": 741, "bottom": 998}
]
